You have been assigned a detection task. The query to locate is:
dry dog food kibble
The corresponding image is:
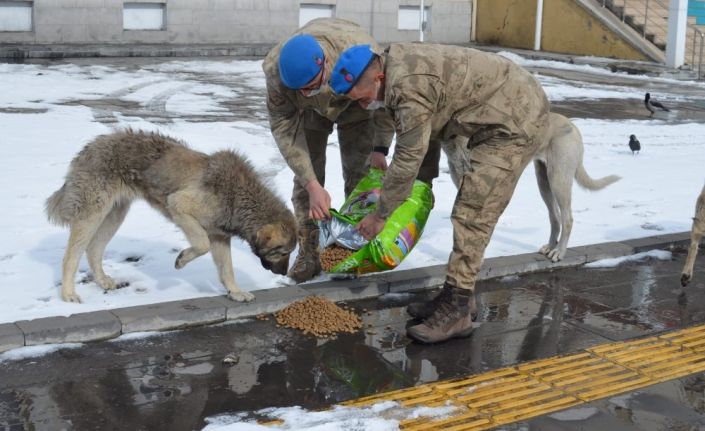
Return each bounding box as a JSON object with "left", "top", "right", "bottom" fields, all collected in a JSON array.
[
  {"left": 274, "top": 296, "right": 363, "bottom": 338},
  {"left": 320, "top": 245, "right": 354, "bottom": 272}
]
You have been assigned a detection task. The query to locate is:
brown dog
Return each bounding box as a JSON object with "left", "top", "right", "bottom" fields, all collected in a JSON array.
[
  {"left": 46, "top": 129, "right": 297, "bottom": 303},
  {"left": 681, "top": 185, "right": 705, "bottom": 286}
]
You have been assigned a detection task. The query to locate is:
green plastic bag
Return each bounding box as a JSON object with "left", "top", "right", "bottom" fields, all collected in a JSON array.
[{"left": 319, "top": 168, "right": 433, "bottom": 274}]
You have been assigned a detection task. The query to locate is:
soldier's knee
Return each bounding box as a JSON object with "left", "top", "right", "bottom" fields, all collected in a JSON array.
[{"left": 455, "top": 170, "right": 504, "bottom": 210}]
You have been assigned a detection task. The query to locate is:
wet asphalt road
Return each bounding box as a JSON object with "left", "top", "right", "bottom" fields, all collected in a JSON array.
[{"left": 1, "top": 248, "right": 704, "bottom": 430}]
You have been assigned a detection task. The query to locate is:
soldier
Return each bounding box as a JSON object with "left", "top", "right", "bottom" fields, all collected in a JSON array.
[
  {"left": 330, "top": 44, "right": 550, "bottom": 343},
  {"left": 263, "top": 18, "right": 394, "bottom": 283}
]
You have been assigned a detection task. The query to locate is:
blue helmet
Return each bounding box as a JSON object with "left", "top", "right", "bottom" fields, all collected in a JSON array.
[
  {"left": 278, "top": 34, "right": 325, "bottom": 89},
  {"left": 330, "top": 44, "right": 375, "bottom": 95}
]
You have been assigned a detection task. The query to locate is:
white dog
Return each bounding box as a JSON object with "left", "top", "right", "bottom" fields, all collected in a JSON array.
[{"left": 443, "top": 113, "right": 620, "bottom": 262}]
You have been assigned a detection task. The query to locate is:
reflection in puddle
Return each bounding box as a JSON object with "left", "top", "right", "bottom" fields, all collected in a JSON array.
[{"left": 2, "top": 253, "right": 705, "bottom": 430}]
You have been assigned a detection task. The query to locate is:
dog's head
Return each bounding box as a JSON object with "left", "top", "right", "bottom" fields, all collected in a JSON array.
[{"left": 253, "top": 222, "right": 297, "bottom": 275}]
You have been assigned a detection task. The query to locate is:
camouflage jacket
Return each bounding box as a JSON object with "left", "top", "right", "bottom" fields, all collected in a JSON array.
[
  {"left": 263, "top": 18, "right": 393, "bottom": 187},
  {"left": 376, "top": 43, "right": 550, "bottom": 218}
]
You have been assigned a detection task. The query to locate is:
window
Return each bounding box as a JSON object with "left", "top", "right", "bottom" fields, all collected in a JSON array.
[
  {"left": 398, "top": 5, "right": 430, "bottom": 31},
  {"left": 299, "top": 4, "right": 334, "bottom": 27},
  {"left": 0, "top": 1, "right": 32, "bottom": 32},
  {"left": 123, "top": 3, "right": 165, "bottom": 31}
]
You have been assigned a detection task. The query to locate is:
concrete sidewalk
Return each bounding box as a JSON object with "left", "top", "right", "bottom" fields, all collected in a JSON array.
[{"left": 0, "top": 231, "right": 693, "bottom": 354}]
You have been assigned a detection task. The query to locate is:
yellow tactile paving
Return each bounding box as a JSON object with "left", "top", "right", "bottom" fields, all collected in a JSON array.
[{"left": 338, "top": 324, "right": 705, "bottom": 430}]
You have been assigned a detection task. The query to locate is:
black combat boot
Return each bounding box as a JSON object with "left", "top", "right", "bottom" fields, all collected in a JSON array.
[
  {"left": 406, "top": 283, "right": 453, "bottom": 319},
  {"left": 407, "top": 286, "right": 477, "bottom": 344},
  {"left": 287, "top": 225, "right": 322, "bottom": 283}
]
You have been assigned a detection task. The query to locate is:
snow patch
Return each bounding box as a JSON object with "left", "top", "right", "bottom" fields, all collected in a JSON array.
[
  {"left": 0, "top": 343, "right": 83, "bottom": 363},
  {"left": 202, "top": 401, "right": 457, "bottom": 431},
  {"left": 585, "top": 249, "right": 672, "bottom": 268}
]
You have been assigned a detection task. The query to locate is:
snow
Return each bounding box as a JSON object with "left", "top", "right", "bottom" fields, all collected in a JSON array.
[
  {"left": 202, "top": 401, "right": 456, "bottom": 431},
  {"left": 584, "top": 249, "right": 673, "bottom": 268},
  {"left": 0, "top": 343, "right": 83, "bottom": 363},
  {"left": 108, "top": 330, "right": 177, "bottom": 342},
  {"left": 538, "top": 74, "right": 649, "bottom": 101},
  {"left": 0, "top": 54, "right": 703, "bottom": 325}
]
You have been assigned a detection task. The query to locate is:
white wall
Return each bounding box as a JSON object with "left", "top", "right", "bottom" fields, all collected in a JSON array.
[{"left": 0, "top": 0, "right": 472, "bottom": 46}]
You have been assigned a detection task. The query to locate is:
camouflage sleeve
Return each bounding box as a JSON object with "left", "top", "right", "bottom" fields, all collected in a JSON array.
[
  {"left": 372, "top": 108, "right": 395, "bottom": 150},
  {"left": 376, "top": 122, "right": 433, "bottom": 219},
  {"left": 376, "top": 76, "right": 440, "bottom": 219},
  {"left": 266, "top": 79, "right": 317, "bottom": 187}
]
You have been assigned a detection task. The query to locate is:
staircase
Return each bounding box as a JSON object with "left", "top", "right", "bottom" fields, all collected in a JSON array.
[{"left": 598, "top": 0, "right": 705, "bottom": 73}]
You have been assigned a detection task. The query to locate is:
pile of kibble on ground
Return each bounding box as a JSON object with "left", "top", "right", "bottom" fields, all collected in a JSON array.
[
  {"left": 320, "top": 244, "right": 354, "bottom": 272},
  {"left": 274, "top": 296, "right": 363, "bottom": 338}
]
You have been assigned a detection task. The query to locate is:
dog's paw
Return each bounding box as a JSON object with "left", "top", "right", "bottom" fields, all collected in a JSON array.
[
  {"left": 547, "top": 248, "right": 566, "bottom": 262},
  {"left": 538, "top": 245, "right": 552, "bottom": 256},
  {"left": 96, "top": 275, "right": 118, "bottom": 291},
  {"left": 228, "top": 291, "right": 255, "bottom": 302},
  {"left": 62, "top": 292, "right": 82, "bottom": 303},
  {"left": 681, "top": 273, "right": 692, "bottom": 287}
]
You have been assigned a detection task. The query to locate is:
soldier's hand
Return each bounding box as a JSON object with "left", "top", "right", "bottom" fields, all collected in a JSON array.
[
  {"left": 305, "top": 180, "right": 331, "bottom": 220},
  {"left": 370, "top": 151, "right": 388, "bottom": 170},
  {"left": 356, "top": 214, "right": 385, "bottom": 240}
]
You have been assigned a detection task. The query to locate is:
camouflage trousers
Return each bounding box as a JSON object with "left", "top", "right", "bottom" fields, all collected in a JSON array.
[
  {"left": 445, "top": 130, "right": 545, "bottom": 292},
  {"left": 291, "top": 107, "right": 374, "bottom": 227}
]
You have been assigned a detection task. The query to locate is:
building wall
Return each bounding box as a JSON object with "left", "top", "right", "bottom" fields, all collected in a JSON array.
[
  {"left": 541, "top": 0, "right": 648, "bottom": 61},
  {"left": 475, "top": 0, "right": 535, "bottom": 50},
  {"left": 475, "top": 0, "right": 648, "bottom": 60},
  {"left": 0, "top": 0, "right": 472, "bottom": 45}
]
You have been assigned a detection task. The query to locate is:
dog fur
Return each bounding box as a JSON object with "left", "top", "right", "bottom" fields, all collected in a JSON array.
[
  {"left": 681, "top": 185, "right": 705, "bottom": 287},
  {"left": 46, "top": 129, "right": 297, "bottom": 303},
  {"left": 443, "top": 112, "right": 621, "bottom": 262}
]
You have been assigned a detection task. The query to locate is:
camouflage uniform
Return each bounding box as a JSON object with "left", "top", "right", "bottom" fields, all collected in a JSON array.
[
  {"left": 263, "top": 18, "right": 394, "bottom": 280},
  {"left": 376, "top": 43, "right": 550, "bottom": 292}
]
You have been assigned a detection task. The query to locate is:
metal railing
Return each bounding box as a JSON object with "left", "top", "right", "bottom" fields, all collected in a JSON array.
[
  {"left": 601, "top": 0, "right": 668, "bottom": 45},
  {"left": 692, "top": 25, "right": 705, "bottom": 77},
  {"left": 600, "top": 0, "right": 705, "bottom": 78}
]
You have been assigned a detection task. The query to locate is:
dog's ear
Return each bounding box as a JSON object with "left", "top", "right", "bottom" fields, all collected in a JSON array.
[{"left": 256, "top": 224, "right": 277, "bottom": 246}]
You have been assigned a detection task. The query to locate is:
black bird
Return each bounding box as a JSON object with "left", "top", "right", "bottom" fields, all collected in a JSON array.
[
  {"left": 644, "top": 92, "right": 670, "bottom": 116},
  {"left": 628, "top": 134, "right": 641, "bottom": 155}
]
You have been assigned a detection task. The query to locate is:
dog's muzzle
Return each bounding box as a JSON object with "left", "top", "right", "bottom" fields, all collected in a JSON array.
[{"left": 261, "top": 257, "right": 289, "bottom": 275}]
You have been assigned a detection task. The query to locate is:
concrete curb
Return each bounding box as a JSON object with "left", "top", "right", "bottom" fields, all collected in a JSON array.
[
  {"left": 0, "top": 43, "right": 273, "bottom": 60},
  {"left": 1, "top": 42, "right": 692, "bottom": 81},
  {"left": 0, "top": 232, "right": 692, "bottom": 353}
]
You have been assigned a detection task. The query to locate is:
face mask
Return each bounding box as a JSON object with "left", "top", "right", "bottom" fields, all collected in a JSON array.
[
  {"left": 302, "top": 87, "right": 322, "bottom": 98},
  {"left": 364, "top": 100, "right": 385, "bottom": 111},
  {"left": 301, "top": 63, "right": 326, "bottom": 98}
]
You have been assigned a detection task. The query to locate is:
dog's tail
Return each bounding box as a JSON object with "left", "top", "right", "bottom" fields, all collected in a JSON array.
[
  {"left": 45, "top": 184, "right": 72, "bottom": 226},
  {"left": 575, "top": 164, "right": 621, "bottom": 191}
]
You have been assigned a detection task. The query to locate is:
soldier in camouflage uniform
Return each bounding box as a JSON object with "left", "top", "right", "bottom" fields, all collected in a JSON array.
[
  {"left": 263, "top": 18, "right": 394, "bottom": 283},
  {"left": 330, "top": 44, "right": 550, "bottom": 343}
]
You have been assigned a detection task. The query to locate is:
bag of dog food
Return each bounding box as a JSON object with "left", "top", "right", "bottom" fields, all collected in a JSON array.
[{"left": 319, "top": 168, "right": 433, "bottom": 274}]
